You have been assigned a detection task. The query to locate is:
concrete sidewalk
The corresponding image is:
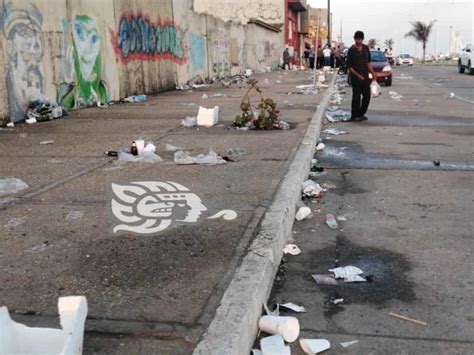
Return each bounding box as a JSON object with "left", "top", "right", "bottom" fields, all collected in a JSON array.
[{"left": 0, "top": 69, "right": 333, "bottom": 354}]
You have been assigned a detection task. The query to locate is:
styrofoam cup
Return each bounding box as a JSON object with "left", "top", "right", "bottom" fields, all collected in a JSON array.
[{"left": 258, "top": 316, "right": 300, "bottom": 343}]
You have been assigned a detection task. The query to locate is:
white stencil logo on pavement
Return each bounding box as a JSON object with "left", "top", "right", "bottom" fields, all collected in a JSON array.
[{"left": 111, "top": 181, "right": 237, "bottom": 235}]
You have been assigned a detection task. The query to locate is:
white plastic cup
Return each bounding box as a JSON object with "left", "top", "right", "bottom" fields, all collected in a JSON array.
[
  {"left": 134, "top": 140, "right": 145, "bottom": 154},
  {"left": 258, "top": 316, "right": 300, "bottom": 343}
]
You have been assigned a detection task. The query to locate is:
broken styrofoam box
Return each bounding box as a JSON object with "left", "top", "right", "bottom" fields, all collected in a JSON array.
[
  {"left": 0, "top": 296, "right": 88, "bottom": 355},
  {"left": 197, "top": 106, "right": 219, "bottom": 127}
]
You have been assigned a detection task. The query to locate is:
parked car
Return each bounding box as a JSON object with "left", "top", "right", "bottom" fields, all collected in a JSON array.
[
  {"left": 396, "top": 54, "right": 414, "bottom": 66},
  {"left": 459, "top": 44, "right": 474, "bottom": 75},
  {"left": 370, "top": 50, "right": 392, "bottom": 86}
]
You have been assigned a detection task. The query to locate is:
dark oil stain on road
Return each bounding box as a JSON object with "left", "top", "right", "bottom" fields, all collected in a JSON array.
[{"left": 315, "top": 235, "right": 416, "bottom": 319}]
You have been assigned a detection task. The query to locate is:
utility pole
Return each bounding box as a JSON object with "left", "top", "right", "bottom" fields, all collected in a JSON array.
[
  {"left": 327, "top": 0, "right": 331, "bottom": 46},
  {"left": 449, "top": 25, "right": 453, "bottom": 55},
  {"left": 313, "top": 9, "right": 320, "bottom": 87}
]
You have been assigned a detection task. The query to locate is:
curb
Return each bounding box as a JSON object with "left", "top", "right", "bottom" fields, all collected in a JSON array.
[{"left": 193, "top": 74, "right": 337, "bottom": 355}]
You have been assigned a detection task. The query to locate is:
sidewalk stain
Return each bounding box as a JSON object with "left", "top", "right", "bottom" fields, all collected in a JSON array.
[{"left": 317, "top": 235, "right": 416, "bottom": 318}]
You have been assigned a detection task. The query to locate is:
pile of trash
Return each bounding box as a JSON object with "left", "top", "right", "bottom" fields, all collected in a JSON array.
[
  {"left": 26, "top": 98, "right": 63, "bottom": 124},
  {"left": 325, "top": 107, "right": 351, "bottom": 123},
  {"left": 122, "top": 94, "right": 147, "bottom": 103}
]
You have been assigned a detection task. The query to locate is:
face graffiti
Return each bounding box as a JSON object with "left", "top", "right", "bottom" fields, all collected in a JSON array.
[
  {"left": 57, "top": 14, "right": 108, "bottom": 110},
  {"left": 1, "top": 3, "right": 45, "bottom": 122},
  {"left": 72, "top": 15, "right": 101, "bottom": 79}
]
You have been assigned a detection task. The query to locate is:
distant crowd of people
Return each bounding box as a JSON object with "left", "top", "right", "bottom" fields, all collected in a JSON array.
[{"left": 282, "top": 44, "right": 345, "bottom": 70}]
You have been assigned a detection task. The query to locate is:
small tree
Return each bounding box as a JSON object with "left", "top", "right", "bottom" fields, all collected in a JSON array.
[
  {"left": 368, "top": 38, "right": 377, "bottom": 49},
  {"left": 384, "top": 38, "right": 394, "bottom": 51},
  {"left": 405, "top": 20, "right": 436, "bottom": 63}
]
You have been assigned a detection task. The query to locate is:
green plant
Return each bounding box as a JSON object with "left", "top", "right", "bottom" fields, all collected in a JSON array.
[{"left": 234, "top": 79, "right": 280, "bottom": 129}]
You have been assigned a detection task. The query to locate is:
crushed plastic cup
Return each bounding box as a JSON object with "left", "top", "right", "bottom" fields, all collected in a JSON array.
[
  {"left": 325, "top": 214, "right": 338, "bottom": 229},
  {"left": 258, "top": 315, "right": 300, "bottom": 343},
  {"left": 260, "top": 335, "right": 290, "bottom": 355},
  {"left": 316, "top": 143, "right": 325, "bottom": 151}
]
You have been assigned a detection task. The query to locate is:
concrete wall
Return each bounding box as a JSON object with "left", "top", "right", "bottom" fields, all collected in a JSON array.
[
  {"left": 0, "top": 0, "right": 283, "bottom": 123},
  {"left": 193, "top": 0, "right": 284, "bottom": 25}
]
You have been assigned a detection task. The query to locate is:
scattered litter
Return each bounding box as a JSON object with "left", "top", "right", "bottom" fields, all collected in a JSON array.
[
  {"left": 226, "top": 148, "right": 246, "bottom": 157},
  {"left": 0, "top": 178, "right": 29, "bottom": 196},
  {"left": 260, "top": 335, "right": 290, "bottom": 355},
  {"left": 27, "top": 99, "right": 63, "bottom": 122},
  {"left": 4, "top": 217, "right": 27, "bottom": 228},
  {"left": 6, "top": 122, "right": 14, "bottom": 128},
  {"left": 332, "top": 298, "right": 344, "bottom": 305},
  {"left": 26, "top": 241, "right": 52, "bottom": 253},
  {"left": 300, "top": 339, "right": 331, "bottom": 354},
  {"left": 276, "top": 80, "right": 282, "bottom": 83},
  {"left": 105, "top": 151, "right": 118, "bottom": 157},
  {"left": 258, "top": 315, "right": 300, "bottom": 342},
  {"left": 371, "top": 80, "right": 382, "bottom": 98},
  {"left": 19, "top": 133, "right": 27, "bottom": 138},
  {"left": 66, "top": 211, "right": 84, "bottom": 221},
  {"left": 263, "top": 303, "right": 280, "bottom": 316},
  {"left": 251, "top": 349, "right": 263, "bottom": 355},
  {"left": 280, "top": 303, "right": 306, "bottom": 313},
  {"left": 283, "top": 244, "right": 302, "bottom": 255},
  {"left": 201, "top": 93, "right": 208, "bottom": 99},
  {"left": 337, "top": 215, "right": 347, "bottom": 222},
  {"left": 433, "top": 160, "right": 441, "bottom": 167},
  {"left": 197, "top": 106, "right": 219, "bottom": 127},
  {"left": 389, "top": 312, "right": 427, "bottom": 326},
  {"left": 275, "top": 121, "right": 290, "bottom": 130},
  {"left": 340, "top": 340, "right": 359, "bottom": 348},
  {"left": 325, "top": 214, "right": 338, "bottom": 230},
  {"left": 389, "top": 91, "right": 404, "bottom": 101},
  {"left": 312, "top": 274, "right": 338, "bottom": 285},
  {"left": 323, "top": 128, "right": 348, "bottom": 136},
  {"left": 176, "top": 84, "right": 191, "bottom": 91},
  {"left": 123, "top": 94, "right": 147, "bottom": 102},
  {"left": 245, "top": 69, "right": 252, "bottom": 76},
  {"left": 449, "top": 92, "right": 455, "bottom": 99},
  {"left": 322, "top": 182, "right": 336, "bottom": 190},
  {"left": 182, "top": 116, "right": 197, "bottom": 127},
  {"left": 0, "top": 296, "right": 87, "bottom": 354},
  {"left": 295, "top": 206, "right": 312, "bottom": 221},
  {"left": 221, "top": 80, "right": 232, "bottom": 88},
  {"left": 174, "top": 149, "right": 226, "bottom": 165},
  {"left": 316, "top": 143, "right": 325, "bottom": 151},
  {"left": 116, "top": 150, "right": 163, "bottom": 164},
  {"left": 40, "top": 140, "right": 54, "bottom": 145},
  {"left": 166, "top": 144, "right": 184, "bottom": 152},
  {"left": 302, "top": 180, "right": 325, "bottom": 198},
  {"left": 193, "top": 83, "right": 208, "bottom": 89},
  {"left": 309, "top": 171, "right": 327, "bottom": 178},
  {"left": 329, "top": 265, "right": 367, "bottom": 282}
]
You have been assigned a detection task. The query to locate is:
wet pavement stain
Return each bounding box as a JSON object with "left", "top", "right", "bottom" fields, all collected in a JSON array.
[{"left": 313, "top": 235, "right": 416, "bottom": 318}]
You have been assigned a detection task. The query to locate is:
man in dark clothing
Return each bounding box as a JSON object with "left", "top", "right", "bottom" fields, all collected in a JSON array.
[
  {"left": 316, "top": 45, "right": 323, "bottom": 69},
  {"left": 346, "top": 31, "right": 377, "bottom": 121},
  {"left": 283, "top": 47, "right": 290, "bottom": 70}
]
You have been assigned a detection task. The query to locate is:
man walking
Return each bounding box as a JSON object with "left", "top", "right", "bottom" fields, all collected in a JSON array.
[{"left": 346, "top": 31, "right": 377, "bottom": 121}]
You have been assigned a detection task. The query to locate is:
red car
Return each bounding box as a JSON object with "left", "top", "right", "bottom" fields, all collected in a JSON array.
[{"left": 370, "top": 50, "right": 392, "bottom": 86}]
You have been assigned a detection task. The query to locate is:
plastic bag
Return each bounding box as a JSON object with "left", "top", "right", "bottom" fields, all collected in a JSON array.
[{"left": 371, "top": 81, "right": 381, "bottom": 98}]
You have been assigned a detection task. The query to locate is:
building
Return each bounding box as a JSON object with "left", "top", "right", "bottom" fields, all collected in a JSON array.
[{"left": 285, "top": 0, "right": 308, "bottom": 65}]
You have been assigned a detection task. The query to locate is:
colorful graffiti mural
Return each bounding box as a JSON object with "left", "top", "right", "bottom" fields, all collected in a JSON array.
[
  {"left": 111, "top": 13, "right": 186, "bottom": 65},
  {"left": 1, "top": 3, "right": 45, "bottom": 122},
  {"left": 189, "top": 33, "right": 205, "bottom": 72},
  {"left": 58, "top": 15, "right": 108, "bottom": 110}
]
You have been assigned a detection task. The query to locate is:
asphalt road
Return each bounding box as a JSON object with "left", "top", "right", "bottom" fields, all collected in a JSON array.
[
  {"left": 401, "top": 64, "right": 474, "bottom": 104},
  {"left": 260, "top": 66, "right": 474, "bottom": 354}
]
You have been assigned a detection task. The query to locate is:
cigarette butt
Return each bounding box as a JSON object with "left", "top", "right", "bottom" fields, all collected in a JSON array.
[{"left": 389, "top": 312, "right": 427, "bottom": 326}]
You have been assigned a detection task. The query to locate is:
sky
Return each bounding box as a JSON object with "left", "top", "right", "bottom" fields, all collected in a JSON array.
[{"left": 307, "top": 0, "right": 473, "bottom": 56}]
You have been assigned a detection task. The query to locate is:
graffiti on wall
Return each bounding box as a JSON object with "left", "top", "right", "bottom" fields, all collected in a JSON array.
[
  {"left": 1, "top": 3, "right": 45, "bottom": 122},
  {"left": 58, "top": 15, "right": 108, "bottom": 110},
  {"left": 110, "top": 12, "right": 186, "bottom": 65},
  {"left": 209, "top": 28, "right": 231, "bottom": 78},
  {"left": 189, "top": 33, "right": 205, "bottom": 72},
  {"left": 255, "top": 40, "right": 280, "bottom": 69}
]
